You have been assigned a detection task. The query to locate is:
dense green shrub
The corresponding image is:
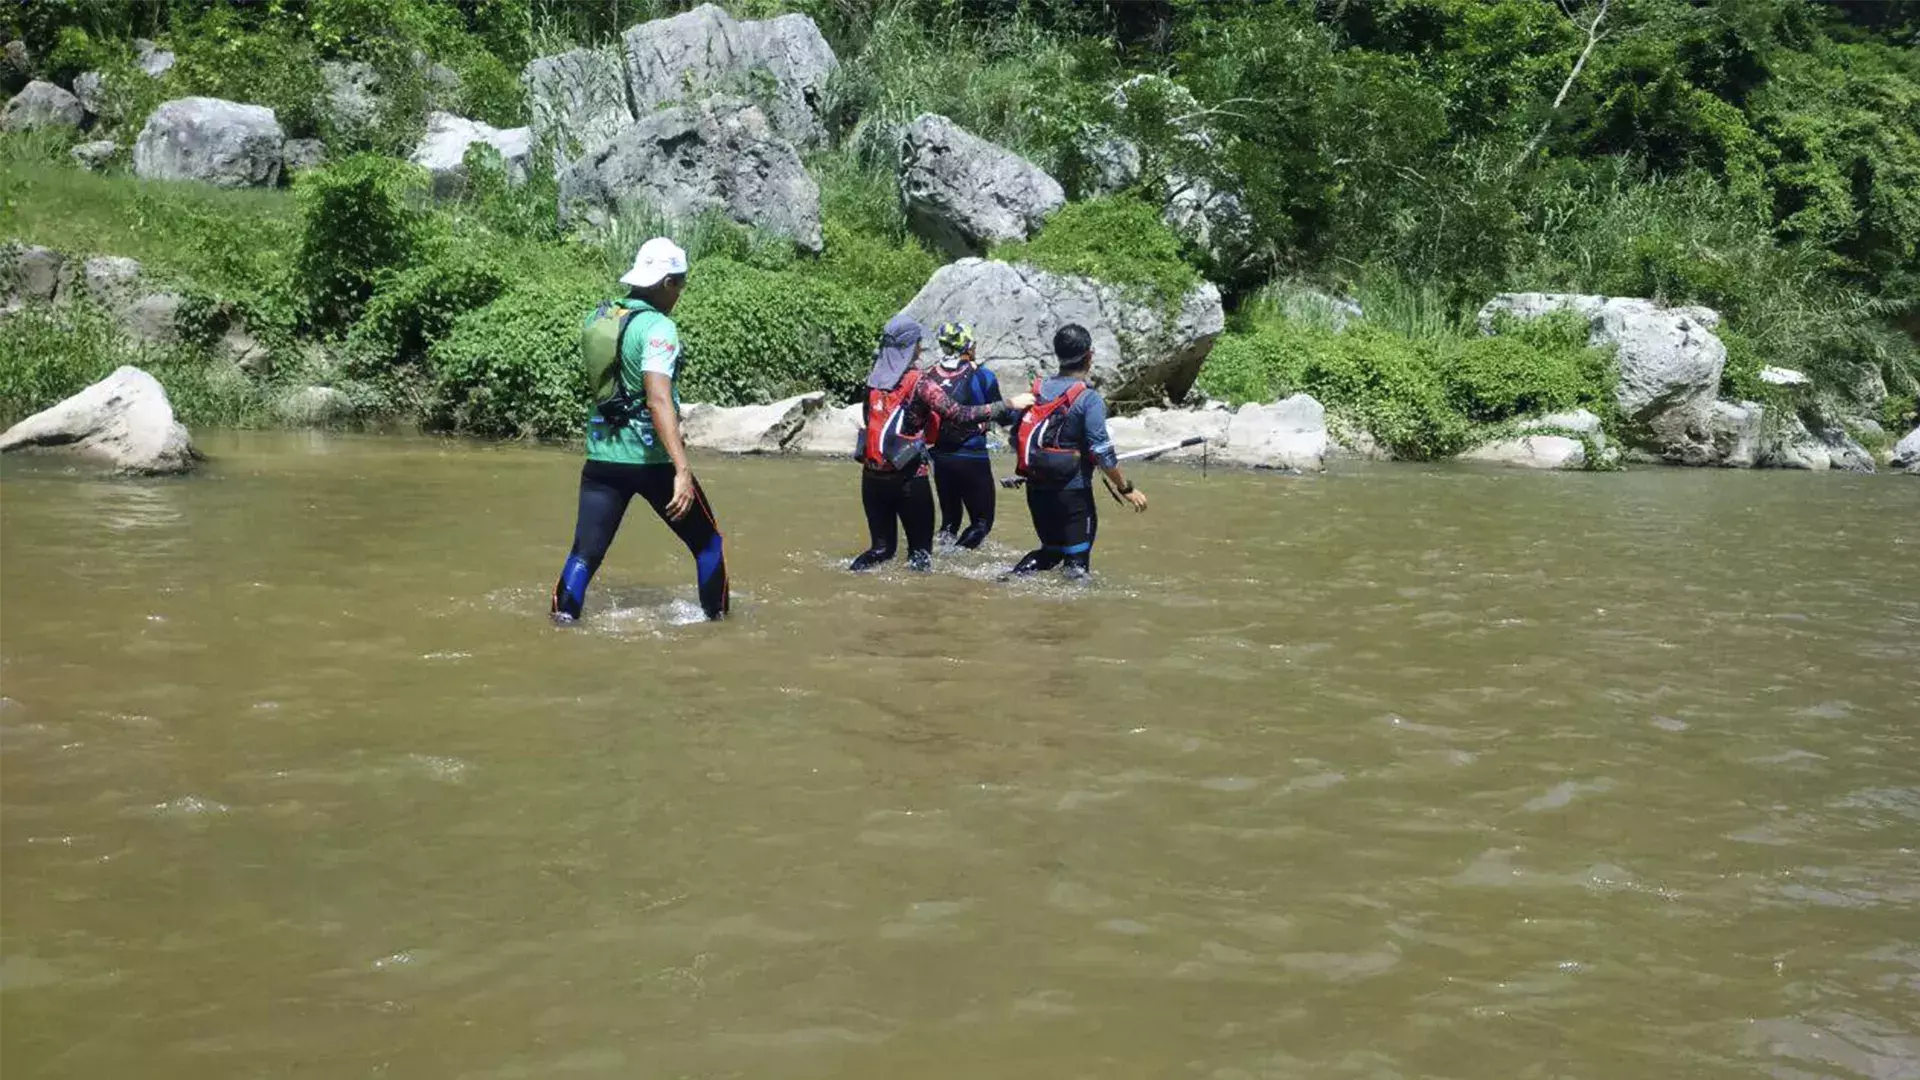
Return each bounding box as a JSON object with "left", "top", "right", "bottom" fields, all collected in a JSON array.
[
  {"left": 1198, "top": 320, "right": 1472, "bottom": 460},
  {"left": 1444, "top": 310, "right": 1615, "bottom": 422},
  {"left": 348, "top": 237, "right": 512, "bottom": 369},
  {"left": 450, "top": 49, "right": 528, "bottom": 128},
  {"left": 676, "top": 257, "right": 896, "bottom": 405},
  {"left": 295, "top": 154, "right": 430, "bottom": 331},
  {"left": 1443, "top": 336, "right": 1595, "bottom": 422},
  {"left": 168, "top": 8, "right": 327, "bottom": 138},
  {"left": 812, "top": 148, "right": 910, "bottom": 243},
  {"left": 816, "top": 218, "right": 938, "bottom": 311},
  {"left": 426, "top": 279, "right": 599, "bottom": 439},
  {"left": 993, "top": 196, "right": 1200, "bottom": 310}
]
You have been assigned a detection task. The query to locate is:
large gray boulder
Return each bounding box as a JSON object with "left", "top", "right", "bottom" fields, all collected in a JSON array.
[
  {"left": 70, "top": 138, "right": 117, "bottom": 170},
  {"left": 410, "top": 111, "right": 532, "bottom": 197},
  {"left": 1459, "top": 408, "right": 1607, "bottom": 471},
  {"left": 1460, "top": 433, "right": 1587, "bottom": 470},
  {"left": 903, "top": 258, "right": 1224, "bottom": 408},
  {"left": 3, "top": 80, "right": 84, "bottom": 133},
  {"left": 557, "top": 97, "right": 821, "bottom": 252},
  {"left": 1105, "top": 403, "right": 1232, "bottom": 462},
  {"left": 277, "top": 385, "right": 354, "bottom": 426},
  {"left": 82, "top": 256, "right": 145, "bottom": 305},
  {"left": 72, "top": 71, "right": 107, "bottom": 116},
  {"left": 0, "top": 366, "right": 198, "bottom": 474},
  {"left": 523, "top": 46, "right": 632, "bottom": 169},
  {"left": 3, "top": 40, "right": 31, "bottom": 94},
  {"left": 1821, "top": 426, "right": 1875, "bottom": 473},
  {"left": 681, "top": 392, "right": 825, "bottom": 453},
  {"left": 1758, "top": 413, "right": 1832, "bottom": 471},
  {"left": 319, "top": 60, "right": 379, "bottom": 140},
  {"left": 622, "top": 3, "right": 836, "bottom": 149},
  {"left": 1221, "top": 394, "right": 1329, "bottom": 471},
  {"left": 1891, "top": 425, "right": 1920, "bottom": 475},
  {"left": 900, "top": 114, "right": 1065, "bottom": 258},
  {"left": 2, "top": 243, "right": 67, "bottom": 312},
  {"left": 792, "top": 402, "right": 863, "bottom": 457},
  {"left": 1707, "top": 400, "right": 1764, "bottom": 468},
  {"left": 282, "top": 137, "right": 327, "bottom": 175},
  {"left": 133, "top": 39, "right": 175, "bottom": 79},
  {"left": 134, "top": 97, "right": 284, "bottom": 187},
  {"left": 1478, "top": 293, "right": 1726, "bottom": 464}
]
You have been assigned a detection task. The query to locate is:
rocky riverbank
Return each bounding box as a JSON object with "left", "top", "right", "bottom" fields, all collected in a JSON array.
[
  {"left": 5, "top": 4, "right": 1915, "bottom": 476},
  {"left": 8, "top": 359, "right": 1916, "bottom": 479}
]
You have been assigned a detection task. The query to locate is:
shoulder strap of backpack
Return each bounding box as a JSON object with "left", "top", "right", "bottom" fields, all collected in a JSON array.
[{"left": 610, "top": 307, "right": 645, "bottom": 397}]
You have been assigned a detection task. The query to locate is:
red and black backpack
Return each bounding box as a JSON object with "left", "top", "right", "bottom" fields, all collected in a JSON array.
[
  {"left": 862, "top": 368, "right": 927, "bottom": 471},
  {"left": 1013, "top": 378, "right": 1087, "bottom": 482}
]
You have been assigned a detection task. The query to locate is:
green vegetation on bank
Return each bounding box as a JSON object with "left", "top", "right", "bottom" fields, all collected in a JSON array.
[{"left": 3, "top": 0, "right": 1917, "bottom": 450}]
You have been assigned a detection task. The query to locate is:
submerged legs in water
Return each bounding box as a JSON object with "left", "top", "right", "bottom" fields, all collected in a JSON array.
[
  {"left": 553, "top": 462, "right": 728, "bottom": 622},
  {"left": 933, "top": 454, "right": 995, "bottom": 549},
  {"left": 852, "top": 471, "right": 935, "bottom": 572},
  {"left": 1008, "top": 484, "right": 1096, "bottom": 580}
]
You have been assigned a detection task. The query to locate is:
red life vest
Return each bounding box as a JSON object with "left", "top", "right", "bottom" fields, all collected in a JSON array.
[
  {"left": 862, "top": 368, "right": 927, "bottom": 471},
  {"left": 1014, "top": 378, "right": 1088, "bottom": 482}
]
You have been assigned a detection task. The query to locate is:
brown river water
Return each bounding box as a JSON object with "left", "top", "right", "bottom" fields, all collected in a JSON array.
[{"left": 2, "top": 431, "right": 1917, "bottom": 1079}]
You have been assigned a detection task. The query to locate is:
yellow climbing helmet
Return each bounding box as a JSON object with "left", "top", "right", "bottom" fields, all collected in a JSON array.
[{"left": 935, "top": 321, "right": 974, "bottom": 357}]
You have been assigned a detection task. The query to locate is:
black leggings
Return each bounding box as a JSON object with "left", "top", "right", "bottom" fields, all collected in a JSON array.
[
  {"left": 553, "top": 461, "right": 728, "bottom": 621},
  {"left": 850, "top": 469, "right": 934, "bottom": 571},
  {"left": 1011, "top": 484, "right": 1097, "bottom": 577},
  {"left": 932, "top": 453, "right": 996, "bottom": 548}
]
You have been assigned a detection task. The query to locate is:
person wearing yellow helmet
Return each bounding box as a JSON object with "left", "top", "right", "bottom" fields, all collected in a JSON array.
[{"left": 922, "top": 321, "right": 1003, "bottom": 549}]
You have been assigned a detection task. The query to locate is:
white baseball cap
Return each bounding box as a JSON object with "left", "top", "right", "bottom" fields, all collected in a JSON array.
[{"left": 619, "top": 237, "right": 689, "bottom": 288}]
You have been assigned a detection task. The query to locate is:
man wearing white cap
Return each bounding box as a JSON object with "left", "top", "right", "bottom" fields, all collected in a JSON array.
[{"left": 552, "top": 237, "right": 729, "bottom": 622}]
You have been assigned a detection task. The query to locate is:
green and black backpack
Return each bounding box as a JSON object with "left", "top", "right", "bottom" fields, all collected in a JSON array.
[{"left": 581, "top": 301, "right": 649, "bottom": 426}]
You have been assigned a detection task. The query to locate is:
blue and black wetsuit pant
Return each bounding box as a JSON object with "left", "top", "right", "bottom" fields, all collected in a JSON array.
[
  {"left": 931, "top": 450, "right": 995, "bottom": 548},
  {"left": 850, "top": 467, "right": 935, "bottom": 572},
  {"left": 1012, "top": 483, "right": 1097, "bottom": 577},
  {"left": 553, "top": 460, "right": 728, "bottom": 621}
]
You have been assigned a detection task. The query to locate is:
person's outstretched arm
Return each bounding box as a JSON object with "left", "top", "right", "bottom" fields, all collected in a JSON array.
[
  {"left": 1082, "top": 393, "right": 1146, "bottom": 511},
  {"left": 917, "top": 377, "right": 1030, "bottom": 426}
]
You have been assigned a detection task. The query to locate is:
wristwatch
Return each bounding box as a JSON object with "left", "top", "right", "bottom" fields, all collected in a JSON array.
[{"left": 1117, "top": 480, "right": 1136, "bottom": 495}]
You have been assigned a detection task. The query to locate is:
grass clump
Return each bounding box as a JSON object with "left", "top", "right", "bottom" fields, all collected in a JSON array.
[
  {"left": 1200, "top": 302, "right": 1615, "bottom": 460},
  {"left": 0, "top": 303, "right": 272, "bottom": 429},
  {"left": 994, "top": 196, "right": 1200, "bottom": 310}
]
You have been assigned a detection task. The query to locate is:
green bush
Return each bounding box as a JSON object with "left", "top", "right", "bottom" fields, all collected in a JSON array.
[
  {"left": 427, "top": 279, "right": 599, "bottom": 439},
  {"left": 295, "top": 154, "right": 430, "bottom": 331},
  {"left": 1442, "top": 336, "right": 1590, "bottom": 422},
  {"left": 169, "top": 9, "right": 326, "bottom": 138},
  {"left": 1445, "top": 310, "right": 1615, "bottom": 422},
  {"left": 676, "top": 257, "right": 896, "bottom": 406},
  {"left": 451, "top": 49, "right": 527, "bottom": 128},
  {"left": 1198, "top": 319, "right": 1472, "bottom": 460},
  {"left": 347, "top": 237, "right": 512, "bottom": 369},
  {"left": 816, "top": 217, "right": 938, "bottom": 311},
  {"left": 993, "top": 196, "right": 1200, "bottom": 310}
]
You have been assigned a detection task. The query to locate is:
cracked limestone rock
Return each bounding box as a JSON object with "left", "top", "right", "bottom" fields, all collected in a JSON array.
[
  {"left": 621, "top": 3, "right": 836, "bottom": 149},
  {"left": 899, "top": 114, "right": 1065, "bottom": 258},
  {"left": 904, "top": 258, "right": 1223, "bottom": 408}
]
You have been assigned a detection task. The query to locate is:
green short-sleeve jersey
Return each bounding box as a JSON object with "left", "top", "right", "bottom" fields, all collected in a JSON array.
[{"left": 584, "top": 298, "right": 680, "bottom": 466}]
